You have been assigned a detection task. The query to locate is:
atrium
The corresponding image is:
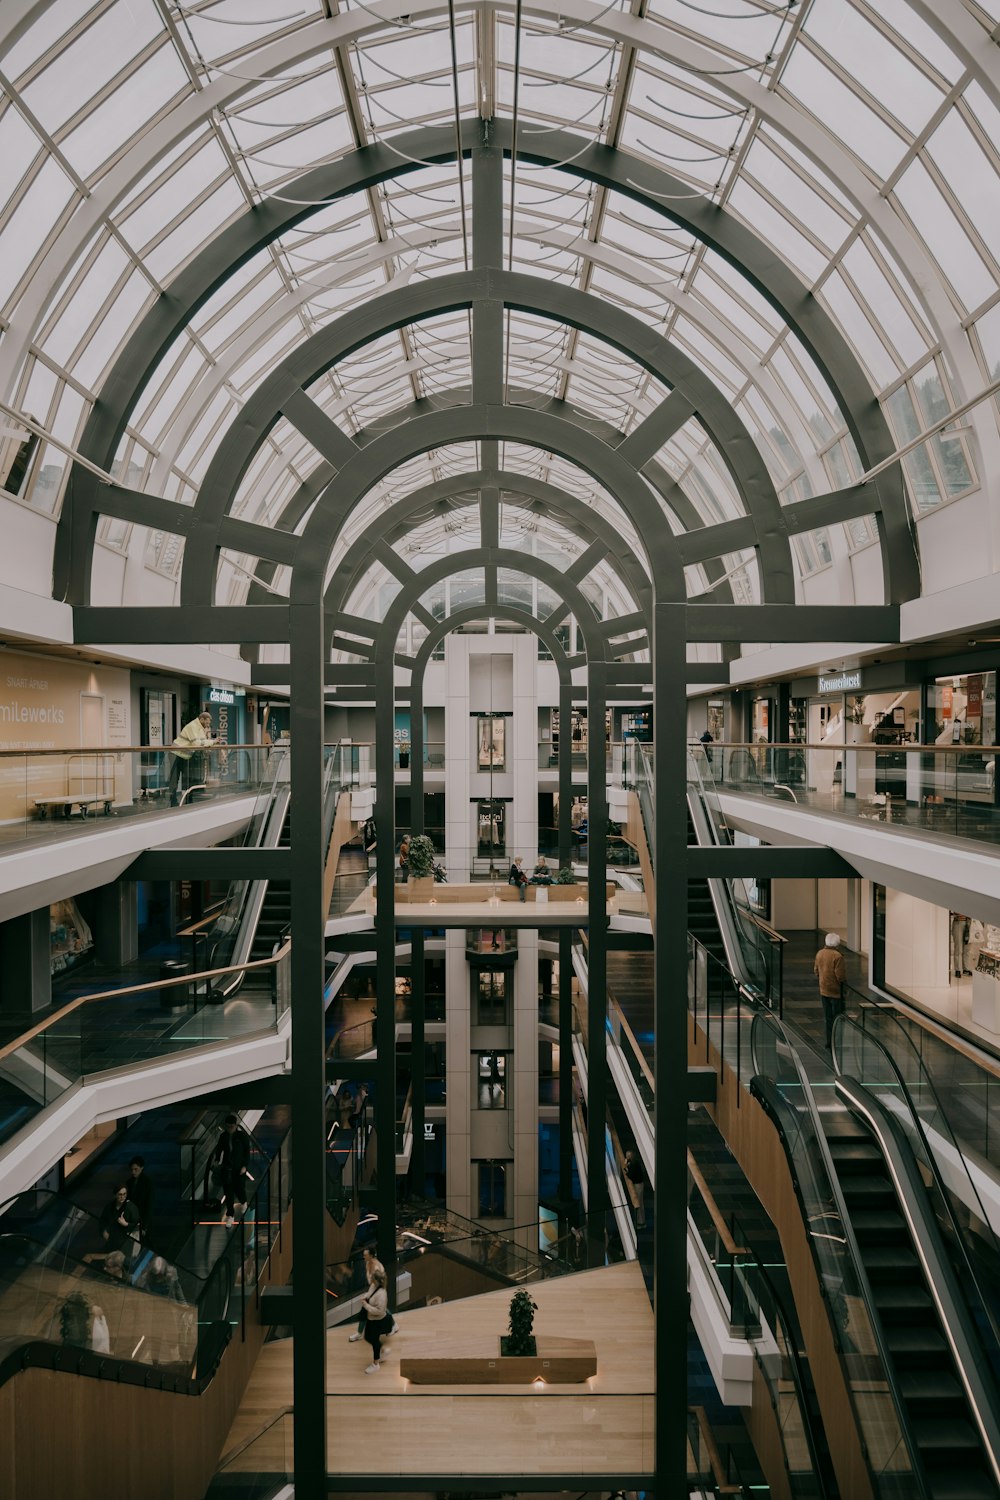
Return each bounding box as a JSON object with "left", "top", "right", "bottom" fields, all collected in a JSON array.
[{"left": 1, "top": 1, "right": 1000, "bottom": 1497}]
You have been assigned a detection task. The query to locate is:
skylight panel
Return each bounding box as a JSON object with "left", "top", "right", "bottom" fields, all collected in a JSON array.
[
  {"left": 37, "top": 235, "right": 130, "bottom": 368},
  {"left": 644, "top": 0, "right": 779, "bottom": 59},
  {"left": 0, "top": 155, "right": 78, "bottom": 311},
  {"left": 60, "top": 46, "right": 190, "bottom": 182},
  {"left": 741, "top": 138, "right": 850, "bottom": 255},
  {"left": 72, "top": 270, "right": 153, "bottom": 390},
  {"left": 115, "top": 137, "right": 231, "bottom": 252},
  {"left": 803, "top": 1, "right": 942, "bottom": 137},
  {"left": 176, "top": 0, "right": 324, "bottom": 63},
  {"left": 0, "top": 103, "right": 45, "bottom": 211},
  {"left": 146, "top": 178, "right": 247, "bottom": 283},
  {"left": 893, "top": 158, "right": 995, "bottom": 312},
  {"left": 924, "top": 112, "right": 1000, "bottom": 279},
  {"left": 725, "top": 178, "right": 828, "bottom": 286},
  {"left": 672, "top": 319, "right": 744, "bottom": 397},
  {"left": 19, "top": 0, "right": 164, "bottom": 138},
  {"left": 778, "top": 46, "right": 903, "bottom": 181}
]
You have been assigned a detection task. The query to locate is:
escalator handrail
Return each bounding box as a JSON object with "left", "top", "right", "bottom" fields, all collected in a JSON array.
[
  {"left": 834, "top": 1010, "right": 1000, "bottom": 1366},
  {"left": 836, "top": 1072, "right": 1000, "bottom": 1491},
  {"left": 750, "top": 1008, "right": 931, "bottom": 1497}
]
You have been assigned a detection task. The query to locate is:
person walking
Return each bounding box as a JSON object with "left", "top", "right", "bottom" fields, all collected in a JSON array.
[
  {"left": 348, "top": 1245, "right": 399, "bottom": 1343},
  {"left": 212, "top": 1113, "right": 251, "bottom": 1226},
  {"left": 813, "top": 933, "right": 846, "bottom": 1049},
  {"left": 361, "top": 1268, "right": 393, "bottom": 1373},
  {"left": 168, "top": 711, "right": 216, "bottom": 805},
  {"left": 699, "top": 728, "right": 714, "bottom": 767},
  {"left": 126, "top": 1155, "right": 154, "bottom": 1245}
]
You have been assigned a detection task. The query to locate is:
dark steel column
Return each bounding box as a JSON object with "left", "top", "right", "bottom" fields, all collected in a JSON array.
[
  {"left": 653, "top": 602, "right": 689, "bottom": 1490},
  {"left": 586, "top": 660, "right": 608, "bottom": 1249},
  {"left": 558, "top": 678, "right": 573, "bottom": 868},
  {"left": 289, "top": 601, "right": 328, "bottom": 1494},
  {"left": 410, "top": 682, "right": 424, "bottom": 836},
  {"left": 373, "top": 669, "right": 399, "bottom": 1293},
  {"left": 410, "top": 928, "right": 426, "bottom": 1196},
  {"left": 558, "top": 926, "right": 575, "bottom": 1207}
]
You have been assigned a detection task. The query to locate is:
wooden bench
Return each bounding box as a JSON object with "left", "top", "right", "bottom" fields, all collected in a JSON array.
[{"left": 34, "top": 795, "right": 112, "bottom": 819}]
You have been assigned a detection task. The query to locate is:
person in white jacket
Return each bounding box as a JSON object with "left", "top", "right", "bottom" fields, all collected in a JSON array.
[
  {"left": 361, "top": 1269, "right": 392, "bottom": 1373},
  {"left": 168, "top": 712, "right": 216, "bottom": 805}
]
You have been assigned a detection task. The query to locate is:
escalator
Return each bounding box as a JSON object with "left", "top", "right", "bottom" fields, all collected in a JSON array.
[
  {"left": 208, "top": 745, "right": 340, "bottom": 1001},
  {"left": 687, "top": 804, "right": 727, "bottom": 970},
  {"left": 826, "top": 1109, "right": 993, "bottom": 1497},
  {"left": 241, "top": 805, "right": 292, "bottom": 994},
  {"left": 752, "top": 1008, "right": 1000, "bottom": 1499}
]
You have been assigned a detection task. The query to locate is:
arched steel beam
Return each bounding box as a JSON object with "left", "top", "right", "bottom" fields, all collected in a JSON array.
[
  {"left": 406, "top": 603, "right": 582, "bottom": 683},
  {"left": 56, "top": 122, "right": 914, "bottom": 602},
  {"left": 67, "top": 269, "right": 786, "bottom": 609},
  {"left": 167, "top": 270, "right": 787, "bottom": 607},
  {"left": 325, "top": 546, "right": 610, "bottom": 666},
  {"left": 321, "top": 468, "right": 652, "bottom": 624}
]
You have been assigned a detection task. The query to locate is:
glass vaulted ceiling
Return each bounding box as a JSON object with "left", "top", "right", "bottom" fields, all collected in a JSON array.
[{"left": 0, "top": 0, "right": 998, "bottom": 606}]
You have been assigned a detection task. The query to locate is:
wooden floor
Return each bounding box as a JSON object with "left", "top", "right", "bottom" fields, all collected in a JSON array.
[{"left": 222, "top": 1261, "right": 654, "bottom": 1477}]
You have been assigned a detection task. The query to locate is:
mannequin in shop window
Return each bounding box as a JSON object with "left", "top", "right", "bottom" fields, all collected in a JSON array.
[{"left": 951, "top": 912, "right": 972, "bottom": 978}]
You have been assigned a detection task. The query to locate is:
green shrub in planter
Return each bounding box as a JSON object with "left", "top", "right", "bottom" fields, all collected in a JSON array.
[
  {"left": 553, "top": 866, "right": 576, "bottom": 885},
  {"left": 406, "top": 834, "right": 437, "bottom": 879},
  {"left": 502, "top": 1288, "right": 538, "bottom": 1357}
]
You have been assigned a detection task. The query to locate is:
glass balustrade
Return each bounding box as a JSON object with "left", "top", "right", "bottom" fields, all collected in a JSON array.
[
  {"left": 0, "top": 1128, "right": 290, "bottom": 1388},
  {"left": 0, "top": 743, "right": 285, "bottom": 847},
  {"left": 695, "top": 740, "right": 1000, "bottom": 849}
]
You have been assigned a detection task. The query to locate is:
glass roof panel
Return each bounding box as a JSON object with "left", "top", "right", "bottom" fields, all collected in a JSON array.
[{"left": 1, "top": 0, "right": 998, "bottom": 592}]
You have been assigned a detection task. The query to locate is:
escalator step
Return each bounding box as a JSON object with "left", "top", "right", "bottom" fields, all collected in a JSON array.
[
  {"left": 923, "top": 1476, "right": 1000, "bottom": 1500},
  {"left": 900, "top": 1369, "right": 963, "bottom": 1404},
  {"left": 827, "top": 1142, "right": 884, "bottom": 1168},
  {"left": 839, "top": 1170, "right": 893, "bottom": 1194},
  {"left": 872, "top": 1283, "right": 934, "bottom": 1317},
  {"left": 914, "top": 1418, "right": 982, "bottom": 1454},
  {"left": 864, "top": 1244, "right": 919, "bottom": 1276},
  {"left": 884, "top": 1325, "right": 948, "bottom": 1358},
  {"left": 921, "top": 1471, "right": 997, "bottom": 1500},
  {"left": 850, "top": 1209, "right": 907, "bottom": 1238}
]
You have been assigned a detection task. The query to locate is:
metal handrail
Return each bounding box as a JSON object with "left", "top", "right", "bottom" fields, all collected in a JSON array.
[{"left": 690, "top": 738, "right": 1000, "bottom": 753}]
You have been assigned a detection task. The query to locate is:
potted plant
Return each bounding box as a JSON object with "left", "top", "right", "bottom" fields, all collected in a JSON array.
[
  {"left": 398, "top": 739, "right": 410, "bottom": 770},
  {"left": 501, "top": 1288, "right": 538, "bottom": 1358},
  {"left": 406, "top": 833, "right": 437, "bottom": 897},
  {"left": 553, "top": 866, "right": 576, "bottom": 885}
]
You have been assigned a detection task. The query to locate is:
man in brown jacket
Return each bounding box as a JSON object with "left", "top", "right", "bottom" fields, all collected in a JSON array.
[{"left": 814, "top": 932, "right": 846, "bottom": 1049}]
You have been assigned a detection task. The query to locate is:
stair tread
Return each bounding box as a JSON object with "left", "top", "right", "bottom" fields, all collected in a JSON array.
[{"left": 922, "top": 1474, "right": 996, "bottom": 1500}]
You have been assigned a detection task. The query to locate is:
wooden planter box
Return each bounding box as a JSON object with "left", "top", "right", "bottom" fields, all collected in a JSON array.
[{"left": 400, "top": 1334, "right": 597, "bottom": 1385}]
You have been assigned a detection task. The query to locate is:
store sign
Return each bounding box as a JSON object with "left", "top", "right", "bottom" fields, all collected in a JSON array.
[
  {"left": 208, "top": 687, "right": 235, "bottom": 705},
  {"left": 818, "top": 670, "right": 863, "bottom": 693},
  {"left": 968, "top": 675, "right": 983, "bottom": 719}
]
